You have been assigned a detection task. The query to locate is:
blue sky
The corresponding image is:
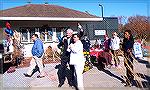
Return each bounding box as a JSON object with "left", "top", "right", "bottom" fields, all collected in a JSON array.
[{"left": 0, "top": 0, "right": 149, "bottom": 18}]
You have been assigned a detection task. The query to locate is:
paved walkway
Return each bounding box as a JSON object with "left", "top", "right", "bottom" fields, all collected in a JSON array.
[{"left": 1, "top": 57, "right": 150, "bottom": 90}]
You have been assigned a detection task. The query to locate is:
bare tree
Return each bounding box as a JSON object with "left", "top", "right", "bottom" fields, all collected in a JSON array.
[
  {"left": 123, "top": 15, "right": 149, "bottom": 40},
  {"left": 118, "top": 16, "right": 127, "bottom": 38},
  {"left": 118, "top": 16, "right": 127, "bottom": 32}
]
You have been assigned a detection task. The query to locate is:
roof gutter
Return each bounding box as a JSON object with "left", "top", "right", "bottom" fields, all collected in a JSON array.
[{"left": 0, "top": 17, "right": 103, "bottom": 21}]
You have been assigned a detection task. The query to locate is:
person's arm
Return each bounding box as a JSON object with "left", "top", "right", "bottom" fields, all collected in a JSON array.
[
  {"left": 78, "top": 23, "right": 84, "bottom": 37},
  {"left": 87, "top": 40, "right": 91, "bottom": 49},
  {"left": 32, "top": 40, "right": 44, "bottom": 58},
  {"left": 109, "top": 38, "right": 112, "bottom": 49},
  {"left": 57, "top": 36, "right": 67, "bottom": 49},
  {"left": 117, "top": 37, "right": 121, "bottom": 45},
  {"left": 35, "top": 40, "right": 44, "bottom": 58},
  {"left": 130, "top": 37, "right": 134, "bottom": 48}
]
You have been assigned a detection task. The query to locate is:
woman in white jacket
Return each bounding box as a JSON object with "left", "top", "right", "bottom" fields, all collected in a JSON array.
[
  {"left": 67, "top": 33, "right": 85, "bottom": 90},
  {"left": 110, "top": 32, "right": 121, "bottom": 68}
]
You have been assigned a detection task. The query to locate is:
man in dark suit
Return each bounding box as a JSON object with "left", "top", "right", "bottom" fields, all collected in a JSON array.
[{"left": 57, "top": 24, "right": 83, "bottom": 89}]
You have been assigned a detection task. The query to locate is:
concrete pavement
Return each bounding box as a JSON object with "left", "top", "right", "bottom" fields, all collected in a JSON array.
[{"left": 1, "top": 57, "right": 150, "bottom": 90}]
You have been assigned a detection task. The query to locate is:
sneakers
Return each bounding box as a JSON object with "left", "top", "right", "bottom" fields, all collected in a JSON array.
[
  {"left": 24, "top": 73, "right": 45, "bottom": 78},
  {"left": 24, "top": 73, "right": 31, "bottom": 77},
  {"left": 58, "top": 83, "right": 64, "bottom": 87},
  {"left": 124, "top": 83, "right": 132, "bottom": 87},
  {"left": 106, "top": 65, "right": 111, "bottom": 69},
  {"left": 37, "top": 75, "right": 45, "bottom": 78}
]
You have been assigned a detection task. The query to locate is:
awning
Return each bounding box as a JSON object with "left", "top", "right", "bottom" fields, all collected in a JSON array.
[{"left": 0, "top": 17, "right": 103, "bottom": 21}]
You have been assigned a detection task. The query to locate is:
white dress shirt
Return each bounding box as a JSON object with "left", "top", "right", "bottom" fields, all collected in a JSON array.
[{"left": 68, "top": 40, "right": 85, "bottom": 65}]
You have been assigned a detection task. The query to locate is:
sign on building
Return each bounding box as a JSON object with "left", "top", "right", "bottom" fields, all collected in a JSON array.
[{"left": 94, "top": 30, "right": 106, "bottom": 35}]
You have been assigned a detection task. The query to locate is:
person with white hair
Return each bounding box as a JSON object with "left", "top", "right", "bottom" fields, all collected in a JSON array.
[{"left": 56, "top": 23, "right": 84, "bottom": 89}]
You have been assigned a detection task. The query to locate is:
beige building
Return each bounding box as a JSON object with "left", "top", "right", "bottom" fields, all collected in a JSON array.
[{"left": 0, "top": 4, "right": 105, "bottom": 57}]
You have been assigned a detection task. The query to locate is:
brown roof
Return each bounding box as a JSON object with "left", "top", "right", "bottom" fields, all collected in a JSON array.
[{"left": 0, "top": 4, "right": 99, "bottom": 18}]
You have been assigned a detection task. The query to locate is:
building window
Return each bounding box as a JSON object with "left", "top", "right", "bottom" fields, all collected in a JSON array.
[
  {"left": 21, "top": 28, "right": 28, "bottom": 42},
  {"left": 56, "top": 27, "right": 63, "bottom": 41},
  {"left": 47, "top": 28, "right": 53, "bottom": 41},
  {"left": 29, "top": 28, "right": 35, "bottom": 42},
  {"left": 20, "top": 27, "right": 65, "bottom": 43},
  {"left": 39, "top": 27, "right": 45, "bottom": 41},
  {"left": 56, "top": 28, "right": 62, "bottom": 39}
]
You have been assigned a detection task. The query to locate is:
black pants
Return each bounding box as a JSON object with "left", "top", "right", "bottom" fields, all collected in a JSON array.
[
  {"left": 58, "top": 55, "right": 74, "bottom": 86},
  {"left": 56, "top": 64, "right": 73, "bottom": 86},
  {"left": 69, "top": 65, "right": 78, "bottom": 87}
]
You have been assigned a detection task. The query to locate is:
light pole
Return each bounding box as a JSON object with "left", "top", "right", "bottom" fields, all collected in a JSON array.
[{"left": 99, "top": 4, "right": 104, "bottom": 18}]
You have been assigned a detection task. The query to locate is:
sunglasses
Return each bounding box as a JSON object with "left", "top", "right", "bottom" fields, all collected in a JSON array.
[{"left": 73, "top": 37, "right": 77, "bottom": 38}]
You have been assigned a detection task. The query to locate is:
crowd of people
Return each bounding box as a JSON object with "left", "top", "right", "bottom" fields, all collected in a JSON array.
[
  {"left": 92, "top": 30, "right": 135, "bottom": 87},
  {"left": 23, "top": 23, "right": 85, "bottom": 90},
  {"left": 22, "top": 22, "right": 137, "bottom": 89},
  {"left": 2, "top": 21, "right": 145, "bottom": 89}
]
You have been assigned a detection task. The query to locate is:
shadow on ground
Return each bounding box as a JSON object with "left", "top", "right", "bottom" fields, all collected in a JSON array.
[
  {"left": 91, "top": 56, "right": 150, "bottom": 88},
  {"left": 135, "top": 73, "right": 150, "bottom": 88}
]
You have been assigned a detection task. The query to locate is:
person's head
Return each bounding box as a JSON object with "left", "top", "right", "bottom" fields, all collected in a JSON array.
[
  {"left": 66, "top": 29, "right": 73, "bottom": 38},
  {"left": 72, "top": 33, "right": 80, "bottom": 42},
  {"left": 112, "top": 32, "right": 118, "bottom": 37},
  {"left": 32, "top": 34, "right": 38, "bottom": 41},
  {"left": 124, "top": 30, "right": 132, "bottom": 39},
  {"left": 84, "top": 35, "right": 88, "bottom": 40},
  {"left": 104, "top": 34, "right": 109, "bottom": 40}
]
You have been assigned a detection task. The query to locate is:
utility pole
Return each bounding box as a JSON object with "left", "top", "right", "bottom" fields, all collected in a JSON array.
[
  {"left": 99, "top": 4, "right": 104, "bottom": 18},
  {"left": 27, "top": 0, "right": 32, "bottom": 4},
  {"left": 44, "top": 0, "right": 48, "bottom": 4}
]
